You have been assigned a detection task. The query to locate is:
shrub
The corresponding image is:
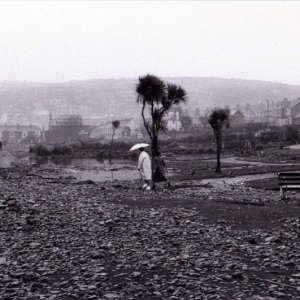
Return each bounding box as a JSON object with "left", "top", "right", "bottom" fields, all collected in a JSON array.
[
  {"left": 255, "top": 143, "right": 264, "bottom": 151},
  {"left": 286, "top": 126, "right": 300, "bottom": 142},
  {"left": 51, "top": 145, "right": 72, "bottom": 156},
  {"left": 207, "top": 148, "right": 214, "bottom": 154},
  {"left": 260, "top": 131, "right": 278, "bottom": 144},
  {"left": 60, "top": 145, "right": 72, "bottom": 155},
  {"left": 225, "top": 140, "right": 243, "bottom": 151},
  {"left": 30, "top": 144, "right": 50, "bottom": 156},
  {"left": 50, "top": 156, "right": 72, "bottom": 165},
  {"left": 96, "top": 151, "right": 105, "bottom": 161}
]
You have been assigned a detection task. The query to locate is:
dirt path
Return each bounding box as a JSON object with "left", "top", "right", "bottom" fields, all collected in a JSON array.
[
  {"left": 200, "top": 172, "right": 277, "bottom": 189},
  {"left": 206, "top": 156, "right": 300, "bottom": 166},
  {"left": 0, "top": 166, "right": 299, "bottom": 300}
]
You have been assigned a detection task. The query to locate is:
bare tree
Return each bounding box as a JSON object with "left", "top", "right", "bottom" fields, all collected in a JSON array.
[
  {"left": 122, "top": 126, "right": 131, "bottom": 137},
  {"left": 208, "top": 108, "right": 230, "bottom": 173},
  {"left": 136, "top": 74, "right": 187, "bottom": 187},
  {"left": 180, "top": 115, "right": 193, "bottom": 132},
  {"left": 108, "top": 120, "right": 120, "bottom": 163}
]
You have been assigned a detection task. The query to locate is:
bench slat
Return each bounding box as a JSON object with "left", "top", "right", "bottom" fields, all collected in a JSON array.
[
  {"left": 279, "top": 185, "right": 300, "bottom": 188},
  {"left": 278, "top": 171, "right": 300, "bottom": 175},
  {"left": 279, "top": 179, "right": 300, "bottom": 184},
  {"left": 278, "top": 171, "right": 300, "bottom": 199},
  {"left": 279, "top": 178, "right": 300, "bottom": 182}
]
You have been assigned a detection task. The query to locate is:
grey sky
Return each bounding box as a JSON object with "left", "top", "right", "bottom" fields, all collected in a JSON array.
[{"left": 0, "top": 1, "right": 300, "bottom": 84}]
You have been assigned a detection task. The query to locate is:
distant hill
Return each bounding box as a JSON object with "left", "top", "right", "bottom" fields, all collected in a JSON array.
[{"left": 1, "top": 77, "right": 300, "bottom": 127}]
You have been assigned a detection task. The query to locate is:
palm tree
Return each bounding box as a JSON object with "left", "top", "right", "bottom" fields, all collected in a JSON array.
[
  {"left": 136, "top": 74, "right": 187, "bottom": 187},
  {"left": 108, "top": 120, "right": 120, "bottom": 163},
  {"left": 208, "top": 108, "right": 230, "bottom": 173}
]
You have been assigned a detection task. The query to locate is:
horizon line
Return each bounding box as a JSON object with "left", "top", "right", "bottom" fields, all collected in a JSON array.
[{"left": 0, "top": 76, "right": 299, "bottom": 87}]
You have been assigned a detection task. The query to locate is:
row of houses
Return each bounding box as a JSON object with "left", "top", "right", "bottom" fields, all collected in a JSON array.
[
  {"left": 0, "top": 110, "right": 185, "bottom": 146},
  {"left": 231, "top": 97, "right": 300, "bottom": 126},
  {"left": 0, "top": 124, "right": 44, "bottom": 145},
  {"left": 0, "top": 115, "right": 140, "bottom": 146},
  {"left": 2, "top": 97, "right": 300, "bottom": 146}
]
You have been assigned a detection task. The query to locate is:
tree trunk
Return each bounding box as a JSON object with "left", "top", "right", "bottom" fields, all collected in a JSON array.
[
  {"left": 150, "top": 103, "right": 156, "bottom": 190},
  {"left": 215, "top": 129, "right": 221, "bottom": 173},
  {"left": 150, "top": 145, "right": 155, "bottom": 190},
  {"left": 152, "top": 135, "right": 159, "bottom": 154},
  {"left": 151, "top": 134, "right": 159, "bottom": 190},
  {"left": 109, "top": 130, "right": 115, "bottom": 164}
]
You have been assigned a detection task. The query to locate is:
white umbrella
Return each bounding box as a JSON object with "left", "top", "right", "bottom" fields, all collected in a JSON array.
[{"left": 129, "top": 143, "right": 150, "bottom": 151}]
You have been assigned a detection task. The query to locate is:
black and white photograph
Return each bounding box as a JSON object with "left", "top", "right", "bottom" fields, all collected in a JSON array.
[{"left": 0, "top": 1, "right": 299, "bottom": 299}]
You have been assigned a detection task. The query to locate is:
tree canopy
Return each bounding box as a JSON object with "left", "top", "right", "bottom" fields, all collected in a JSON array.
[
  {"left": 208, "top": 108, "right": 230, "bottom": 173},
  {"left": 136, "top": 74, "right": 187, "bottom": 149}
]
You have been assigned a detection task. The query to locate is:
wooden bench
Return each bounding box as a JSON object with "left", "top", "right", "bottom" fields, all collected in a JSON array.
[{"left": 278, "top": 171, "right": 300, "bottom": 199}]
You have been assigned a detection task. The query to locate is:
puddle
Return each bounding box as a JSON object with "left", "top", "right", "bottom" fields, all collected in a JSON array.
[
  {"left": 64, "top": 166, "right": 177, "bottom": 182},
  {"left": 64, "top": 166, "right": 141, "bottom": 182},
  {"left": 61, "top": 159, "right": 141, "bottom": 182},
  {"left": 27, "top": 156, "right": 177, "bottom": 182}
]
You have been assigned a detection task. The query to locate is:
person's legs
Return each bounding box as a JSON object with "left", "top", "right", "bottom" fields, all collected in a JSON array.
[{"left": 145, "top": 180, "right": 151, "bottom": 190}]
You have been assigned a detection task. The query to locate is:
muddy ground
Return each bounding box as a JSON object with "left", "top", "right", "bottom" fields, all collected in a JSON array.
[{"left": 0, "top": 159, "right": 299, "bottom": 300}]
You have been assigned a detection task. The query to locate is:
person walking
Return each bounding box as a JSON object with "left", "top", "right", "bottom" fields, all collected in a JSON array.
[
  {"left": 153, "top": 151, "right": 171, "bottom": 187},
  {"left": 138, "top": 147, "right": 152, "bottom": 190}
]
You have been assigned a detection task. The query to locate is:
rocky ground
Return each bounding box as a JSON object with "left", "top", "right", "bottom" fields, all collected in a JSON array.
[{"left": 0, "top": 161, "right": 300, "bottom": 300}]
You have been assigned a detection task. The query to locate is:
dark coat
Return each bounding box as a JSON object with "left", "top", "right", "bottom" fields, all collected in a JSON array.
[{"left": 153, "top": 156, "right": 168, "bottom": 182}]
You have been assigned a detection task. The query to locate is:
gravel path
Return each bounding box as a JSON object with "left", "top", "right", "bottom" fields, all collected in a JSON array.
[{"left": 0, "top": 167, "right": 299, "bottom": 300}]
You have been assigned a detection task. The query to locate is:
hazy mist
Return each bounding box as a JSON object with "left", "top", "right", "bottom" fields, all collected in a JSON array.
[{"left": 0, "top": 1, "right": 300, "bottom": 84}]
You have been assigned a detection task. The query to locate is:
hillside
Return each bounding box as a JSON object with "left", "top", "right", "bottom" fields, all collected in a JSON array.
[{"left": 1, "top": 77, "right": 300, "bottom": 127}]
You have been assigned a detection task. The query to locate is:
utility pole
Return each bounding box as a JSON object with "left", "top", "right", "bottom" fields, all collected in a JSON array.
[{"left": 265, "top": 99, "right": 270, "bottom": 128}]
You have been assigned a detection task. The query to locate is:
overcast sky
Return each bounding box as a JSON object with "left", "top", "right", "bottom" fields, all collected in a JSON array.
[{"left": 0, "top": 1, "right": 299, "bottom": 85}]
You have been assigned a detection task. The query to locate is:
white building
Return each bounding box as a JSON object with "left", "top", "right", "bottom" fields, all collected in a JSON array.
[
  {"left": 90, "top": 118, "right": 137, "bottom": 140},
  {"left": 166, "top": 111, "right": 182, "bottom": 131},
  {"left": 0, "top": 124, "right": 43, "bottom": 144}
]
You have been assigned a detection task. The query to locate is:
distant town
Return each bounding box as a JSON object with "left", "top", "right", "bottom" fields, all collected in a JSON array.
[{"left": 1, "top": 95, "right": 300, "bottom": 151}]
